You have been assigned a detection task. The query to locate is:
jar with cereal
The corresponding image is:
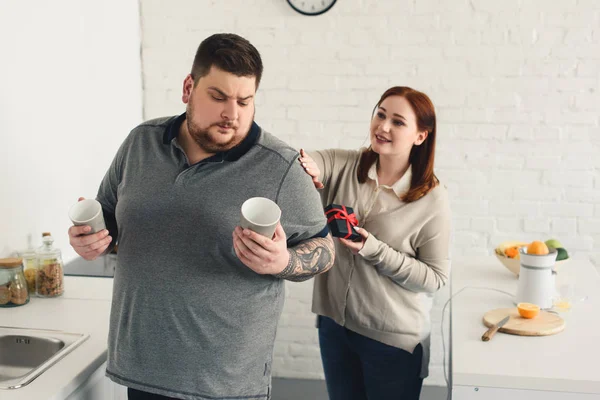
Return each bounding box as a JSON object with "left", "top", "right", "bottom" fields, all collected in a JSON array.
[
  {"left": 36, "top": 232, "right": 64, "bottom": 297},
  {"left": 0, "top": 257, "right": 30, "bottom": 307}
]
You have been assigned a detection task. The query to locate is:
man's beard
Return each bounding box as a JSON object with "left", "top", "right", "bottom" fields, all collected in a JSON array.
[{"left": 186, "top": 109, "right": 254, "bottom": 154}]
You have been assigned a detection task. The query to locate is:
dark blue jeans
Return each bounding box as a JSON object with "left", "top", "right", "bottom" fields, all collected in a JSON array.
[{"left": 318, "top": 316, "right": 423, "bottom": 400}]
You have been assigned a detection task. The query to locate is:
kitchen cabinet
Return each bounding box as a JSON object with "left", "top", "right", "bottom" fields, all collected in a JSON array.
[{"left": 65, "top": 362, "right": 126, "bottom": 400}]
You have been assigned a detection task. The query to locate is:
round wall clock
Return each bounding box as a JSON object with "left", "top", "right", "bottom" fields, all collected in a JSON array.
[{"left": 286, "top": 0, "right": 337, "bottom": 16}]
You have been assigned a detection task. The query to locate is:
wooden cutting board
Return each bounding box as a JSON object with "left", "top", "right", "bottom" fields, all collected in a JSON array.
[{"left": 482, "top": 307, "right": 565, "bottom": 336}]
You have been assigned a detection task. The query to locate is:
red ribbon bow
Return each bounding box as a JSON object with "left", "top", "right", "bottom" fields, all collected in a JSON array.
[{"left": 325, "top": 205, "right": 358, "bottom": 240}]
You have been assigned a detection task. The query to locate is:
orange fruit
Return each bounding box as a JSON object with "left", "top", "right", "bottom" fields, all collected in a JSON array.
[
  {"left": 517, "top": 302, "right": 540, "bottom": 319},
  {"left": 527, "top": 241, "right": 549, "bottom": 255},
  {"left": 504, "top": 246, "right": 520, "bottom": 259}
]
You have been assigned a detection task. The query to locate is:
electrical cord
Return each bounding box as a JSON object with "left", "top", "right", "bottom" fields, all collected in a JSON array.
[{"left": 440, "top": 286, "right": 515, "bottom": 400}]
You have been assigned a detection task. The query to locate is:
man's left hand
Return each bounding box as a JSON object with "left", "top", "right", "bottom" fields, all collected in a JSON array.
[
  {"left": 233, "top": 222, "right": 289, "bottom": 275},
  {"left": 339, "top": 226, "right": 369, "bottom": 255}
]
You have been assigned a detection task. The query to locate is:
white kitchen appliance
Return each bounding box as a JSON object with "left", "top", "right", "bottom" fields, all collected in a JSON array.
[{"left": 515, "top": 247, "right": 557, "bottom": 309}]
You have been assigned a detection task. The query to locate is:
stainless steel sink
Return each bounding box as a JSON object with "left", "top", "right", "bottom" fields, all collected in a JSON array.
[{"left": 0, "top": 326, "right": 89, "bottom": 390}]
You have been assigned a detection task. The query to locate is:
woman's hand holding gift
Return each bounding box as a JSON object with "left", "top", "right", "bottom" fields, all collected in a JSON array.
[{"left": 339, "top": 227, "right": 369, "bottom": 254}]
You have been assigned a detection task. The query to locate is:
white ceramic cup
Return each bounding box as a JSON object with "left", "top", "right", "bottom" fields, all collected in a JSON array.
[
  {"left": 68, "top": 199, "right": 106, "bottom": 234},
  {"left": 240, "top": 197, "right": 281, "bottom": 238}
]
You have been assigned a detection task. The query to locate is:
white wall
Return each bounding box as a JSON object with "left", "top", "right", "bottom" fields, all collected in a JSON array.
[
  {"left": 138, "top": 0, "right": 599, "bottom": 387},
  {"left": 0, "top": 0, "right": 143, "bottom": 263}
]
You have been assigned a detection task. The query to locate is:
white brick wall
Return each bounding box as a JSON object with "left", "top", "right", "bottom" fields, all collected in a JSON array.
[{"left": 139, "top": 0, "right": 600, "bottom": 387}]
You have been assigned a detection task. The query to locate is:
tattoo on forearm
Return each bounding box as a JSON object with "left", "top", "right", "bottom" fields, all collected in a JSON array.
[{"left": 274, "top": 234, "right": 335, "bottom": 282}]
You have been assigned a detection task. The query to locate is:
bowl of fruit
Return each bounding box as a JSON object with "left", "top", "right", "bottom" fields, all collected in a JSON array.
[{"left": 494, "top": 239, "right": 569, "bottom": 276}]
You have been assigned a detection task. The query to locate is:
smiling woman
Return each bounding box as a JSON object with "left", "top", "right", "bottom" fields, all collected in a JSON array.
[
  {"left": 297, "top": 86, "right": 450, "bottom": 400},
  {"left": 359, "top": 86, "right": 438, "bottom": 202}
]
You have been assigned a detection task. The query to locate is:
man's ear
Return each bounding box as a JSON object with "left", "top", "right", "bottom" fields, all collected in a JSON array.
[
  {"left": 415, "top": 130, "right": 429, "bottom": 146},
  {"left": 182, "top": 74, "right": 194, "bottom": 104}
]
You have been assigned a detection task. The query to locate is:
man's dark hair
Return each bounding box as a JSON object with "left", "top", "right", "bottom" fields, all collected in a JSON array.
[{"left": 191, "top": 33, "right": 263, "bottom": 88}]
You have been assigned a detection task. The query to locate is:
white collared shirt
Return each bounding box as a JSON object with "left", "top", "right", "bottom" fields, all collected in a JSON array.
[{"left": 361, "top": 162, "right": 412, "bottom": 220}]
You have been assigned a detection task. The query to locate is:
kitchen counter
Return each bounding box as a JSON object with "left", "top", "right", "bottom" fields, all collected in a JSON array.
[
  {"left": 451, "top": 256, "right": 600, "bottom": 399},
  {"left": 6, "top": 259, "right": 599, "bottom": 399},
  {"left": 1, "top": 276, "right": 114, "bottom": 400}
]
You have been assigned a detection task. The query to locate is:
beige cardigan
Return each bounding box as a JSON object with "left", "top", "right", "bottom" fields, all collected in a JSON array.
[{"left": 310, "top": 148, "right": 451, "bottom": 378}]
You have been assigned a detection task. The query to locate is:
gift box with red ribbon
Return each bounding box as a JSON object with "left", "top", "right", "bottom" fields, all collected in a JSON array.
[{"left": 324, "top": 204, "right": 362, "bottom": 242}]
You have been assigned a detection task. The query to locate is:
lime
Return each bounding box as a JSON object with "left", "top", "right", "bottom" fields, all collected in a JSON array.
[
  {"left": 556, "top": 247, "right": 569, "bottom": 261},
  {"left": 545, "top": 239, "right": 563, "bottom": 249}
]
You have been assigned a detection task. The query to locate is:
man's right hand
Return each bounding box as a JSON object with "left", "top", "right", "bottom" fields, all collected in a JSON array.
[{"left": 68, "top": 197, "right": 112, "bottom": 260}]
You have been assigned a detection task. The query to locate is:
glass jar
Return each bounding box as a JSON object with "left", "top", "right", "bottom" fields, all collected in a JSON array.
[
  {"left": 36, "top": 232, "right": 64, "bottom": 297},
  {"left": 18, "top": 248, "right": 39, "bottom": 295},
  {"left": 0, "top": 257, "right": 30, "bottom": 307}
]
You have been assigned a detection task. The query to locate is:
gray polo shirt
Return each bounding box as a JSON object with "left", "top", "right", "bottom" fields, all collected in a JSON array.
[{"left": 97, "top": 114, "right": 327, "bottom": 400}]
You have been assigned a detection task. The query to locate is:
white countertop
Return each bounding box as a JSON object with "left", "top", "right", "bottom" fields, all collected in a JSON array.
[
  {"left": 451, "top": 256, "right": 600, "bottom": 394},
  {"left": 6, "top": 259, "right": 599, "bottom": 398},
  {"left": 1, "top": 276, "right": 113, "bottom": 400}
]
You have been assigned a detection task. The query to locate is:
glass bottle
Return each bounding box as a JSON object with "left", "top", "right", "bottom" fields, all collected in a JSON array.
[
  {"left": 36, "top": 232, "right": 64, "bottom": 297},
  {"left": 0, "top": 257, "right": 30, "bottom": 307},
  {"left": 18, "top": 234, "right": 39, "bottom": 295}
]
